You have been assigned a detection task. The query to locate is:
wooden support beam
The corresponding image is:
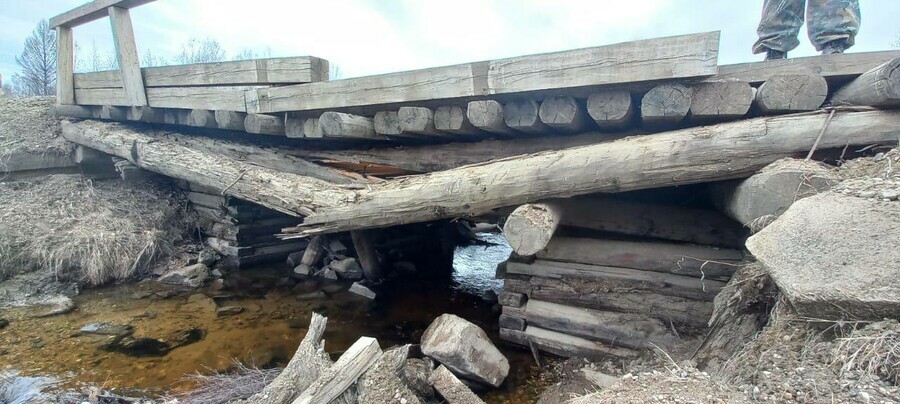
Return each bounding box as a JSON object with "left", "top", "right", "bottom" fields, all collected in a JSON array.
[
  {"left": 503, "top": 202, "right": 562, "bottom": 256},
  {"left": 539, "top": 95, "right": 591, "bottom": 132},
  {"left": 398, "top": 107, "right": 443, "bottom": 136},
  {"left": 641, "top": 83, "right": 692, "bottom": 128},
  {"left": 56, "top": 27, "right": 75, "bottom": 105},
  {"left": 434, "top": 105, "right": 480, "bottom": 135},
  {"left": 714, "top": 50, "right": 900, "bottom": 84},
  {"left": 108, "top": 6, "right": 147, "bottom": 106},
  {"left": 500, "top": 326, "right": 639, "bottom": 360},
  {"left": 504, "top": 100, "right": 546, "bottom": 134},
  {"left": 285, "top": 117, "right": 306, "bottom": 138},
  {"left": 374, "top": 111, "right": 402, "bottom": 137},
  {"left": 99, "top": 105, "right": 127, "bottom": 120},
  {"left": 467, "top": 100, "right": 514, "bottom": 134},
  {"left": 831, "top": 58, "right": 900, "bottom": 107},
  {"left": 292, "top": 337, "right": 382, "bottom": 404},
  {"left": 214, "top": 110, "right": 246, "bottom": 131},
  {"left": 689, "top": 80, "right": 754, "bottom": 121},
  {"left": 351, "top": 230, "right": 383, "bottom": 280},
  {"left": 74, "top": 86, "right": 253, "bottom": 111},
  {"left": 756, "top": 74, "right": 828, "bottom": 114},
  {"left": 303, "top": 118, "right": 322, "bottom": 138},
  {"left": 53, "top": 104, "right": 93, "bottom": 118},
  {"left": 244, "top": 113, "right": 285, "bottom": 136},
  {"left": 524, "top": 300, "right": 672, "bottom": 349},
  {"left": 586, "top": 90, "right": 634, "bottom": 130},
  {"left": 50, "top": 0, "right": 154, "bottom": 28},
  {"left": 188, "top": 109, "right": 216, "bottom": 128},
  {"left": 319, "top": 112, "right": 380, "bottom": 139}
]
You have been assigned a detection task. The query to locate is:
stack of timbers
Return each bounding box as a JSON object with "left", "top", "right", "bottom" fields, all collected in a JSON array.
[
  {"left": 496, "top": 196, "right": 749, "bottom": 360},
  {"left": 176, "top": 180, "right": 307, "bottom": 268}
]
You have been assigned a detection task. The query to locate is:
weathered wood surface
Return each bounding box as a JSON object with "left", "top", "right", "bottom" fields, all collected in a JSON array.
[
  {"left": 503, "top": 202, "right": 562, "bottom": 256},
  {"left": 689, "top": 80, "right": 754, "bottom": 121},
  {"left": 53, "top": 104, "right": 93, "bottom": 119},
  {"left": 429, "top": 365, "right": 486, "bottom": 404},
  {"left": 498, "top": 291, "right": 527, "bottom": 308},
  {"left": 100, "top": 105, "right": 127, "bottom": 120},
  {"left": 351, "top": 230, "right": 383, "bottom": 280},
  {"left": 504, "top": 276, "right": 712, "bottom": 328},
  {"left": 244, "top": 113, "right": 285, "bottom": 136},
  {"left": 303, "top": 118, "right": 322, "bottom": 139},
  {"left": 292, "top": 336, "right": 382, "bottom": 404},
  {"left": 641, "top": 83, "right": 692, "bottom": 127},
  {"left": 506, "top": 260, "right": 725, "bottom": 301},
  {"left": 536, "top": 237, "right": 743, "bottom": 279},
  {"left": 586, "top": 90, "right": 634, "bottom": 130},
  {"left": 50, "top": 0, "right": 154, "bottom": 28},
  {"left": 500, "top": 326, "right": 639, "bottom": 360},
  {"left": 75, "top": 86, "right": 256, "bottom": 111},
  {"left": 56, "top": 26, "right": 75, "bottom": 104},
  {"left": 0, "top": 150, "right": 76, "bottom": 173},
  {"left": 498, "top": 314, "right": 526, "bottom": 331},
  {"left": 434, "top": 105, "right": 480, "bottom": 135},
  {"left": 188, "top": 109, "right": 216, "bottom": 128},
  {"left": 398, "top": 107, "right": 443, "bottom": 136},
  {"left": 319, "top": 112, "right": 381, "bottom": 139},
  {"left": 504, "top": 100, "right": 547, "bottom": 134},
  {"left": 247, "top": 32, "right": 719, "bottom": 113},
  {"left": 214, "top": 110, "right": 247, "bottom": 131},
  {"left": 524, "top": 300, "right": 673, "bottom": 349},
  {"left": 831, "top": 58, "right": 900, "bottom": 107},
  {"left": 374, "top": 111, "right": 403, "bottom": 136},
  {"left": 714, "top": 51, "right": 900, "bottom": 84},
  {"left": 756, "top": 74, "right": 828, "bottom": 114},
  {"left": 466, "top": 100, "right": 514, "bottom": 134},
  {"left": 301, "top": 235, "right": 325, "bottom": 267},
  {"left": 74, "top": 57, "right": 328, "bottom": 89},
  {"left": 127, "top": 106, "right": 163, "bottom": 123},
  {"left": 539, "top": 95, "right": 590, "bottom": 132},
  {"left": 108, "top": 6, "right": 147, "bottom": 106}
]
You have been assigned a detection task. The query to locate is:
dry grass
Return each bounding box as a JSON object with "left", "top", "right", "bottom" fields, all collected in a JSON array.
[
  {"left": 832, "top": 320, "right": 900, "bottom": 385},
  {"left": 0, "top": 97, "right": 69, "bottom": 157},
  {"left": 0, "top": 174, "right": 194, "bottom": 285},
  {"left": 171, "top": 361, "right": 281, "bottom": 404}
]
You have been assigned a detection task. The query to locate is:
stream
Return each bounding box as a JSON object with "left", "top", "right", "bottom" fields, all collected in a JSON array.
[{"left": 0, "top": 233, "right": 552, "bottom": 402}]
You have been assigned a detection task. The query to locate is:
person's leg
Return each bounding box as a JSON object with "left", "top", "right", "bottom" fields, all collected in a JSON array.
[
  {"left": 807, "top": 0, "right": 860, "bottom": 53},
  {"left": 753, "top": 0, "right": 806, "bottom": 57}
]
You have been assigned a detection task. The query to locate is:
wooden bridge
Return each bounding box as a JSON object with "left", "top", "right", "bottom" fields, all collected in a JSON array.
[{"left": 50, "top": 0, "right": 900, "bottom": 360}]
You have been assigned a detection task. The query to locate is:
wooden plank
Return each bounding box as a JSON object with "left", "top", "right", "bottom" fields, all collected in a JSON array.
[
  {"left": 56, "top": 27, "right": 75, "bottom": 104},
  {"left": 74, "top": 86, "right": 251, "bottom": 111},
  {"left": 351, "top": 230, "right": 383, "bottom": 280},
  {"left": 50, "top": 0, "right": 154, "bottom": 28},
  {"left": 108, "top": 6, "right": 147, "bottom": 106},
  {"left": 524, "top": 300, "right": 673, "bottom": 349},
  {"left": 293, "top": 336, "right": 382, "bottom": 404},
  {"left": 715, "top": 51, "right": 900, "bottom": 84},
  {"left": 500, "top": 326, "right": 639, "bottom": 360},
  {"left": 73, "top": 57, "right": 328, "bottom": 88},
  {"left": 247, "top": 32, "right": 719, "bottom": 114}
]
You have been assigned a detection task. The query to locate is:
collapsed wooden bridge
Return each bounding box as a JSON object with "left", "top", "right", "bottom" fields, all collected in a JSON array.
[{"left": 50, "top": 0, "right": 900, "bottom": 361}]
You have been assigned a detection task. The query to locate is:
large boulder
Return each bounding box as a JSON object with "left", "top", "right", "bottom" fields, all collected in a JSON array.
[
  {"left": 747, "top": 191, "right": 900, "bottom": 320},
  {"left": 421, "top": 314, "right": 509, "bottom": 387}
]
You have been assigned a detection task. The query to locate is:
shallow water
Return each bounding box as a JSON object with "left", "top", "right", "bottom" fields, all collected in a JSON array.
[{"left": 0, "top": 233, "right": 549, "bottom": 402}]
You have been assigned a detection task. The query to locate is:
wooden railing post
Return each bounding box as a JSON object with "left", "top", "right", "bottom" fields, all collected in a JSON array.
[
  {"left": 56, "top": 26, "right": 75, "bottom": 104},
  {"left": 108, "top": 6, "right": 147, "bottom": 106}
]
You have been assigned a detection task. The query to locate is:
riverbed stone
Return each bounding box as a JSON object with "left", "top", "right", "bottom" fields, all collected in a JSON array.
[
  {"left": 216, "top": 306, "right": 244, "bottom": 317},
  {"left": 0, "top": 319, "right": 8, "bottom": 329},
  {"left": 166, "top": 328, "right": 206, "bottom": 348},
  {"left": 286, "top": 251, "right": 305, "bottom": 267},
  {"left": 349, "top": 281, "right": 377, "bottom": 299},
  {"left": 185, "top": 293, "right": 217, "bottom": 312},
  {"left": 103, "top": 336, "right": 170, "bottom": 357},
  {"left": 330, "top": 258, "right": 364, "bottom": 280},
  {"left": 315, "top": 268, "right": 338, "bottom": 280},
  {"left": 79, "top": 322, "right": 134, "bottom": 337},
  {"left": 159, "top": 263, "right": 209, "bottom": 288},
  {"left": 29, "top": 295, "right": 75, "bottom": 317},
  {"left": 421, "top": 314, "right": 509, "bottom": 387},
  {"left": 293, "top": 264, "right": 312, "bottom": 277},
  {"left": 747, "top": 192, "right": 900, "bottom": 320}
]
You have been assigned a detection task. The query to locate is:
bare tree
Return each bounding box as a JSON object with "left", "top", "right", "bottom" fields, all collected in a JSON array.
[
  {"left": 175, "top": 38, "right": 226, "bottom": 64},
  {"left": 13, "top": 20, "right": 56, "bottom": 96},
  {"left": 893, "top": 33, "right": 900, "bottom": 48},
  {"left": 74, "top": 40, "right": 117, "bottom": 72},
  {"left": 142, "top": 49, "right": 167, "bottom": 67}
]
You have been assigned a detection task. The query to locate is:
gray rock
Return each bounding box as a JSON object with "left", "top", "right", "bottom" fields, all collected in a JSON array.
[
  {"left": 296, "top": 291, "right": 327, "bottom": 300},
  {"left": 166, "top": 328, "right": 205, "bottom": 349},
  {"left": 210, "top": 268, "right": 223, "bottom": 278},
  {"left": 159, "top": 263, "right": 209, "bottom": 288},
  {"left": 349, "top": 281, "right": 377, "bottom": 299},
  {"left": 185, "top": 293, "right": 217, "bottom": 312},
  {"left": 216, "top": 306, "right": 244, "bottom": 317},
  {"left": 315, "top": 268, "right": 338, "bottom": 280},
  {"left": 747, "top": 192, "right": 900, "bottom": 320},
  {"left": 79, "top": 322, "right": 134, "bottom": 337},
  {"left": 879, "top": 189, "right": 899, "bottom": 201},
  {"left": 429, "top": 365, "right": 486, "bottom": 404},
  {"left": 404, "top": 358, "right": 435, "bottom": 399},
  {"left": 330, "top": 258, "right": 364, "bottom": 280},
  {"left": 198, "top": 249, "right": 220, "bottom": 266},
  {"left": 581, "top": 368, "right": 619, "bottom": 389},
  {"left": 481, "top": 290, "right": 498, "bottom": 303},
  {"left": 293, "top": 264, "right": 312, "bottom": 277},
  {"left": 103, "top": 336, "right": 170, "bottom": 357},
  {"left": 29, "top": 295, "right": 75, "bottom": 318},
  {"left": 421, "top": 314, "right": 509, "bottom": 387},
  {"left": 286, "top": 251, "right": 305, "bottom": 267},
  {"left": 0, "top": 319, "right": 8, "bottom": 329},
  {"left": 327, "top": 239, "right": 349, "bottom": 255}
]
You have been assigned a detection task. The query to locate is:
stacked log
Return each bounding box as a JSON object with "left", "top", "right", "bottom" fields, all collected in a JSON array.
[
  {"left": 176, "top": 180, "right": 306, "bottom": 268},
  {"left": 497, "top": 195, "right": 747, "bottom": 360}
]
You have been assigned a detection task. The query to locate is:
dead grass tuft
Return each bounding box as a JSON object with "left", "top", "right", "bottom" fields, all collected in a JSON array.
[
  {"left": 0, "top": 174, "right": 194, "bottom": 285},
  {"left": 171, "top": 361, "right": 280, "bottom": 404},
  {"left": 832, "top": 320, "right": 900, "bottom": 385}
]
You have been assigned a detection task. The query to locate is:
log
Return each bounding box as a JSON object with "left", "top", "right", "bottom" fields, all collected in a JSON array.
[
  {"left": 586, "top": 90, "right": 634, "bottom": 130},
  {"left": 301, "top": 235, "right": 325, "bottom": 266},
  {"left": 524, "top": 300, "right": 673, "bottom": 349},
  {"left": 398, "top": 107, "right": 443, "bottom": 136},
  {"left": 641, "top": 83, "right": 692, "bottom": 128},
  {"left": 506, "top": 260, "right": 724, "bottom": 301},
  {"left": 689, "top": 80, "right": 754, "bottom": 121},
  {"left": 246, "top": 313, "right": 332, "bottom": 404},
  {"left": 538, "top": 95, "right": 590, "bottom": 132},
  {"left": 498, "top": 314, "right": 525, "bottom": 331},
  {"left": 503, "top": 202, "right": 562, "bottom": 256},
  {"left": 434, "top": 105, "right": 480, "bottom": 135},
  {"left": 51, "top": 0, "right": 154, "bottom": 29},
  {"left": 319, "top": 112, "right": 380, "bottom": 139},
  {"left": 500, "top": 326, "right": 639, "bottom": 360},
  {"left": 831, "top": 58, "right": 900, "bottom": 107},
  {"left": 351, "top": 230, "right": 383, "bottom": 280},
  {"left": 127, "top": 106, "right": 164, "bottom": 123},
  {"left": 504, "top": 100, "right": 547, "bottom": 134},
  {"left": 175, "top": 109, "right": 191, "bottom": 126},
  {"left": 214, "top": 110, "right": 247, "bottom": 131},
  {"left": 189, "top": 109, "right": 217, "bottom": 128},
  {"left": 498, "top": 291, "right": 526, "bottom": 307},
  {"left": 53, "top": 104, "right": 93, "bottom": 118},
  {"left": 467, "top": 100, "right": 514, "bottom": 134},
  {"left": 244, "top": 113, "right": 285, "bottom": 136},
  {"left": 285, "top": 117, "right": 306, "bottom": 138},
  {"left": 292, "top": 336, "right": 382, "bottom": 404},
  {"left": 756, "top": 74, "right": 828, "bottom": 114},
  {"left": 537, "top": 237, "right": 743, "bottom": 279},
  {"left": 108, "top": 6, "right": 148, "bottom": 106},
  {"left": 429, "top": 365, "right": 486, "bottom": 404},
  {"left": 62, "top": 109, "right": 900, "bottom": 237},
  {"left": 303, "top": 118, "right": 322, "bottom": 139},
  {"left": 374, "top": 111, "right": 403, "bottom": 136},
  {"left": 99, "top": 105, "right": 127, "bottom": 120},
  {"left": 714, "top": 51, "right": 900, "bottom": 84}
]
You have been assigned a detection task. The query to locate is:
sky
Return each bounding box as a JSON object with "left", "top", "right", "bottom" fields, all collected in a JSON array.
[{"left": 1, "top": 0, "right": 899, "bottom": 84}]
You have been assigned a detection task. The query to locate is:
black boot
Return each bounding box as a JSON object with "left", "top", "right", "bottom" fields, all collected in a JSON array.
[
  {"left": 765, "top": 48, "right": 787, "bottom": 60},
  {"left": 822, "top": 39, "right": 848, "bottom": 55}
]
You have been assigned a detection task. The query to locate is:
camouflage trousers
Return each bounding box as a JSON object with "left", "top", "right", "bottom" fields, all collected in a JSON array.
[{"left": 753, "top": 0, "right": 860, "bottom": 54}]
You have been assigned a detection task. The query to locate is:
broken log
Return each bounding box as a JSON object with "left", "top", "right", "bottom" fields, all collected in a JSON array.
[
  {"left": 504, "top": 99, "right": 547, "bottom": 134},
  {"left": 586, "top": 90, "right": 634, "bottom": 130},
  {"left": 756, "top": 74, "right": 827, "bottom": 114},
  {"left": 292, "top": 336, "right": 382, "bottom": 404},
  {"left": 689, "top": 80, "right": 754, "bottom": 121},
  {"left": 467, "top": 100, "right": 514, "bottom": 134},
  {"left": 500, "top": 326, "right": 639, "bottom": 360},
  {"left": 640, "top": 83, "right": 692, "bottom": 128},
  {"left": 831, "top": 58, "right": 900, "bottom": 107},
  {"left": 374, "top": 111, "right": 403, "bottom": 137},
  {"left": 189, "top": 109, "right": 217, "bottom": 128},
  {"left": 398, "top": 106, "right": 443, "bottom": 136},
  {"left": 350, "top": 230, "right": 383, "bottom": 280},
  {"left": 214, "top": 110, "right": 247, "bottom": 131},
  {"left": 434, "top": 105, "right": 480, "bottom": 135},
  {"left": 429, "top": 365, "right": 486, "bottom": 404},
  {"left": 503, "top": 202, "right": 562, "bottom": 256},
  {"left": 244, "top": 113, "right": 285, "bottom": 136},
  {"left": 319, "top": 112, "right": 380, "bottom": 139},
  {"left": 538, "top": 95, "right": 590, "bottom": 132}
]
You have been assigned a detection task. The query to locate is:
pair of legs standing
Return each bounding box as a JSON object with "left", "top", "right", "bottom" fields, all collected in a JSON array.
[{"left": 754, "top": 0, "right": 860, "bottom": 59}]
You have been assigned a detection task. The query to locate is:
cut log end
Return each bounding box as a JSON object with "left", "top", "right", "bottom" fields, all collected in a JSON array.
[
  {"left": 641, "top": 84, "right": 693, "bottom": 127},
  {"left": 586, "top": 90, "right": 634, "bottom": 129},
  {"left": 503, "top": 202, "right": 562, "bottom": 256},
  {"left": 756, "top": 74, "right": 828, "bottom": 113},
  {"left": 467, "top": 100, "right": 512, "bottom": 134},
  {"left": 539, "top": 95, "right": 590, "bottom": 132}
]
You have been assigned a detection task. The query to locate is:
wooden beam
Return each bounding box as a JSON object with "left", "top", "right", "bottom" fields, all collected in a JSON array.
[
  {"left": 398, "top": 107, "right": 443, "bottom": 136},
  {"left": 108, "top": 6, "right": 147, "bottom": 106},
  {"left": 247, "top": 32, "right": 720, "bottom": 114},
  {"left": 500, "top": 326, "right": 639, "bottom": 360},
  {"left": 50, "top": 0, "right": 154, "bottom": 29},
  {"left": 292, "top": 337, "right": 382, "bottom": 404},
  {"left": 373, "top": 111, "right": 402, "bottom": 137},
  {"left": 99, "top": 105, "right": 127, "bottom": 120},
  {"left": 351, "top": 230, "right": 383, "bottom": 280},
  {"left": 756, "top": 74, "right": 828, "bottom": 114},
  {"left": 467, "top": 100, "right": 514, "bottom": 134},
  {"left": 504, "top": 99, "right": 547, "bottom": 134},
  {"left": 214, "top": 110, "right": 247, "bottom": 131},
  {"left": 714, "top": 50, "right": 900, "bottom": 84},
  {"left": 831, "top": 58, "right": 900, "bottom": 107},
  {"left": 319, "top": 112, "right": 381, "bottom": 139},
  {"left": 524, "top": 300, "right": 672, "bottom": 349},
  {"left": 585, "top": 90, "right": 634, "bottom": 130},
  {"left": 53, "top": 104, "right": 93, "bottom": 118},
  {"left": 125, "top": 106, "right": 163, "bottom": 122},
  {"left": 56, "top": 27, "right": 75, "bottom": 105},
  {"left": 74, "top": 86, "right": 253, "bottom": 111}
]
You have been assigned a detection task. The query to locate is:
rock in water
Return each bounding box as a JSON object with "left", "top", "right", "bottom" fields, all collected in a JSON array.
[
  {"left": 330, "top": 258, "right": 364, "bottom": 280},
  {"left": 159, "top": 263, "right": 209, "bottom": 288},
  {"left": 0, "top": 319, "right": 8, "bottom": 329},
  {"left": 421, "top": 314, "right": 509, "bottom": 387},
  {"left": 166, "top": 328, "right": 206, "bottom": 349},
  {"left": 216, "top": 306, "right": 244, "bottom": 317},
  {"left": 103, "top": 336, "right": 170, "bottom": 357},
  {"left": 79, "top": 322, "right": 134, "bottom": 337},
  {"left": 747, "top": 192, "right": 900, "bottom": 320}
]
